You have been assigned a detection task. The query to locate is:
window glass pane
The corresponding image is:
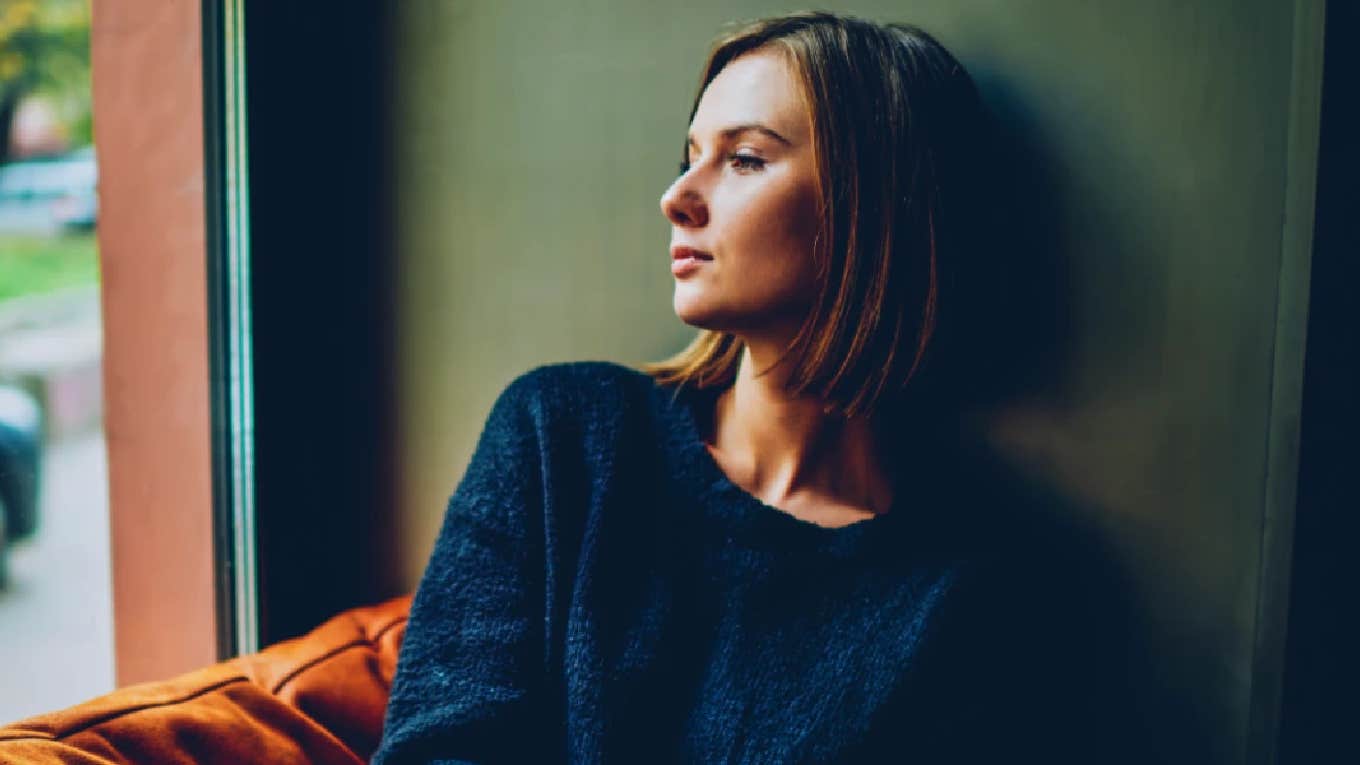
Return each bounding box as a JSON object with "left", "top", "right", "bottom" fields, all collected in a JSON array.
[{"left": 0, "top": 0, "right": 112, "bottom": 722}]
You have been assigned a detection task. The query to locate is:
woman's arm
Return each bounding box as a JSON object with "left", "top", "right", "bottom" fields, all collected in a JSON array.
[{"left": 373, "top": 375, "right": 556, "bottom": 765}]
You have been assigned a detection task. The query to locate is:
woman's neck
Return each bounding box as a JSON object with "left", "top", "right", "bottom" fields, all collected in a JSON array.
[{"left": 704, "top": 340, "right": 894, "bottom": 526}]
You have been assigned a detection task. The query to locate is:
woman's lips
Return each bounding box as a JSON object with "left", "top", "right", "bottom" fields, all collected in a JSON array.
[{"left": 670, "top": 246, "right": 712, "bottom": 277}]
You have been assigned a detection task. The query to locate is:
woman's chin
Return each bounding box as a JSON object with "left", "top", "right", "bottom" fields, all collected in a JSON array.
[
  {"left": 673, "top": 306, "right": 719, "bottom": 330},
  {"left": 672, "top": 289, "right": 727, "bottom": 329}
]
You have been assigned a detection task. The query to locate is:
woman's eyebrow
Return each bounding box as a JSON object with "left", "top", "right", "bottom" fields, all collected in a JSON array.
[{"left": 686, "top": 123, "right": 793, "bottom": 150}]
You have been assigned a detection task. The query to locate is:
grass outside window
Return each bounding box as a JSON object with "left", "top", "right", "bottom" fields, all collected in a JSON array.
[{"left": 0, "top": 233, "right": 98, "bottom": 302}]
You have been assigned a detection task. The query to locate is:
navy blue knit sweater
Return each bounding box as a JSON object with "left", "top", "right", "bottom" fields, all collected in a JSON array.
[{"left": 373, "top": 362, "right": 1138, "bottom": 764}]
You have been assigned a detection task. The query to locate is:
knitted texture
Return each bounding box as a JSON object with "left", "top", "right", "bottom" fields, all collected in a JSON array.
[{"left": 373, "top": 362, "right": 1138, "bottom": 764}]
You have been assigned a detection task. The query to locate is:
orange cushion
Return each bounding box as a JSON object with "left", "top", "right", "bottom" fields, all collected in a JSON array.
[{"left": 0, "top": 595, "right": 411, "bottom": 764}]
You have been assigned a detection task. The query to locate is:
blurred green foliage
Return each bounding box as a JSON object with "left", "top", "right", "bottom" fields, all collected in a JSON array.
[
  {"left": 0, "top": 232, "right": 98, "bottom": 301},
  {"left": 0, "top": 0, "right": 92, "bottom": 161}
]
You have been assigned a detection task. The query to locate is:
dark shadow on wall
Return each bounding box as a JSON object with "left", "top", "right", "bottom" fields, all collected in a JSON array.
[
  {"left": 245, "top": 4, "right": 401, "bottom": 646},
  {"left": 936, "top": 69, "right": 1075, "bottom": 412},
  {"left": 1278, "top": 1, "right": 1358, "bottom": 761},
  {"left": 947, "top": 62, "right": 1173, "bottom": 417},
  {"left": 923, "top": 65, "right": 1218, "bottom": 761}
]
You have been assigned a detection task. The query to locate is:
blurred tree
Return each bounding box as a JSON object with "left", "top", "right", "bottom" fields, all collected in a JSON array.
[{"left": 0, "top": 0, "right": 90, "bottom": 165}]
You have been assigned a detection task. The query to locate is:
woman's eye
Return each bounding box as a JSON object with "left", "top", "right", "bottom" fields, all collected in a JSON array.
[
  {"left": 729, "top": 153, "right": 766, "bottom": 172},
  {"left": 676, "top": 154, "right": 764, "bottom": 176}
]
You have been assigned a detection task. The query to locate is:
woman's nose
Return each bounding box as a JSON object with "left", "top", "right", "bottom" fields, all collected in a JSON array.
[{"left": 660, "top": 176, "right": 708, "bottom": 227}]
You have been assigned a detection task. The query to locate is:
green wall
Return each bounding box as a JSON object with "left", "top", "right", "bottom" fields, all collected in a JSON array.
[{"left": 388, "top": 2, "right": 1322, "bottom": 761}]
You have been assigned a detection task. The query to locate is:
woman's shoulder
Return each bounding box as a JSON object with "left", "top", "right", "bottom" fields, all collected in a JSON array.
[
  {"left": 474, "top": 361, "right": 696, "bottom": 495},
  {"left": 498, "top": 360, "right": 656, "bottom": 409},
  {"left": 507, "top": 359, "right": 652, "bottom": 393},
  {"left": 487, "top": 360, "right": 668, "bottom": 437}
]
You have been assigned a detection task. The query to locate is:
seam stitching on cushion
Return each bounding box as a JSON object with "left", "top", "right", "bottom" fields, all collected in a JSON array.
[
  {"left": 0, "top": 612, "right": 410, "bottom": 744},
  {"left": 0, "top": 728, "right": 53, "bottom": 741},
  {"left": 0, "top": 675, "right": 250, "bottom": 743},
  {"left": 269, "top": 615, "right": 408, "bottom": 695}
]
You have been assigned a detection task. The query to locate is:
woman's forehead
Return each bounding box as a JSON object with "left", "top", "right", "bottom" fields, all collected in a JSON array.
[{"left": 689, "top": 50, "right": 810, "bottom": 144}]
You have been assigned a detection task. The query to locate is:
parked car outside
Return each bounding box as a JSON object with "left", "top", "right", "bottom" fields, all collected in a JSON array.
[
  {"left": 0, "top": 383, "right": 43, "bottom": 588},
  {"left": 0, "top": 147, "right": 98, "bottom": 234}
]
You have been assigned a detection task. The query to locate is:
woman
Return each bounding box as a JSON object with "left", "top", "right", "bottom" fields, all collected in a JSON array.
[{"left": 375, "top": 11, "right": 1136, "bottom": 764}]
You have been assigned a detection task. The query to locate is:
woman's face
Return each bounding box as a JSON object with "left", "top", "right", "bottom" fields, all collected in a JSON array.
[{"left": 660, "top": 49, "right": 823, "bottom": 340}]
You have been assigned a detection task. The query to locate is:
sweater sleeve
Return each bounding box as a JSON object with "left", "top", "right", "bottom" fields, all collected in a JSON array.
[{"left": 373, "top": 373, "right": 557, "bottom": 765}]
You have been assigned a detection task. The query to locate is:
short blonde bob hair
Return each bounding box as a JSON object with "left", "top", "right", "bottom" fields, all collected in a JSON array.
[{"left": 645, "top": 11, "right": 986, "bottom": 418}]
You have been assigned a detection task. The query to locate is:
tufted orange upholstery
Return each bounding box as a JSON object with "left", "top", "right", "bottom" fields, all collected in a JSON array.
[{"left": 0, "top": 595, "right": 411, "bottom": 764}]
